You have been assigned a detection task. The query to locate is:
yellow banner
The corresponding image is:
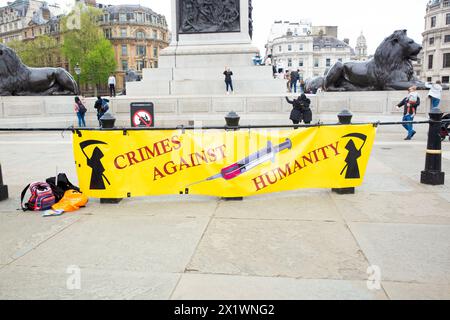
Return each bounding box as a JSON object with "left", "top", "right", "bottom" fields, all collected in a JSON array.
[{"left": 72, "top": 125, "right": 376, "bottom": 198}]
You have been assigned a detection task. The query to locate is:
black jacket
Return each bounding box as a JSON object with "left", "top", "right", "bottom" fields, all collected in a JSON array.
[
  {"left": 286, "top": 95, "right": 312, "bottom": 123},
  {"left": 223, "top": 71, "right": 233, "bottom": 82},
  {"left": 397, "top": 96, "right": 420, "bottom": 115}
]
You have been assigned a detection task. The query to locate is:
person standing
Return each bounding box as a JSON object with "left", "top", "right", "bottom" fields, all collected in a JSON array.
[
  {"left": 285, "top": 70, "right": 291, "bottom": 93},
  {"left": 223, "top": 67, "right": 234, "bottom": 95},
  {"left": 397, "top": 86, "right": 420, "bottom": 140},
  {"left": 286, "top": 94, "right": 312, "bottom": 128},
  {"left": 426, "top": 80, "right": 443, "bottom": 109},
  {"left": 108, "top": 74, "right": 116, "bottom": 97},
  {"left": 290, "top": 69, "right": 299, "bottom": 93},
  {"left": 74, "top": 96, "right": 87, "bottom": 127}
]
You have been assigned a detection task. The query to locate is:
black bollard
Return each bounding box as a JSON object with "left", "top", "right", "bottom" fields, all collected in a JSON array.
[
  {"left": 223, "top": 111, "right": 243, "bottom": 201},
  {"left": 0, "top": 164, "right": 8, "bottom": 201},
  {"left": 99, "top": 113, "right": 123, "bottom": 204},
  {"left": 332, "top": 110, "right": 356, "bottom": 195},
  {"left": 421, "top": 108, "right": 445, "bottom": 186}
]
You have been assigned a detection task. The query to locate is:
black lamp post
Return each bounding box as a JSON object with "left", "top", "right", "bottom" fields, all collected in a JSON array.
[{"left": 74, "top": 63, "right": 81, "bottom": 95}]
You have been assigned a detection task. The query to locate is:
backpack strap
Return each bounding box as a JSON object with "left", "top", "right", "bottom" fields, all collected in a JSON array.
[{"left": 20, "top": 184, "right": 31, "bottom": 212}]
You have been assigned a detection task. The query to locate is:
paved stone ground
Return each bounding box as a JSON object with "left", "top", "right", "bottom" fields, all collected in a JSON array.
[{"left": 0, "top": 122, "right": 449, "bottom": 300}]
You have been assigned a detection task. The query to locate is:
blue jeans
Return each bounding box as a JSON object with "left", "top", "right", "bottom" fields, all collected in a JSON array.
[
  {"left": 77, "top": 112, "right": 86, "bottom": 127},
  {"left": 431, "top": 97, "right": 441, "bottom": 109},
  {"left": 402, "top": 114, "right": 414, "bottom": 137},
  {"left": 225, "top": 80, "right": 233, "bottom": 92},
  {"left": 290, "top": 80, "right": 297, "bottom": 93}
]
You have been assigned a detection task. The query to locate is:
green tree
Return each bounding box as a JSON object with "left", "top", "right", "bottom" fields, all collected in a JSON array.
[
  {"left": 9, "top": 35, "right": 61, "bottom": 67},
  {"left": 61, "top": 4, "right": 116, "bottom": 93},
  {"left": 84, "top": 38, "right": 117, "bottom": 93}
]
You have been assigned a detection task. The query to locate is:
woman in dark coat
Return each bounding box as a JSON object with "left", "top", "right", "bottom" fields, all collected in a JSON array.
[{"left": 285, "top": 94, "right": 312, "bottom": 126}]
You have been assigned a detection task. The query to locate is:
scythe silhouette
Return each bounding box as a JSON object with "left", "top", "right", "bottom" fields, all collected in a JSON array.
[
  {"left": 80, "top": 140, "right": 111, "bottom": 189},
  {"left": 340, "top": 133, "right": 368, "bottom": 179}
]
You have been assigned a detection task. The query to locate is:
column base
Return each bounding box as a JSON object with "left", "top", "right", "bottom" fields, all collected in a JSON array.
[
  {"left": 0, "top": 185, "right": 8, "bottom": 201},
  {"left": 332, "top": 188, "right": 355, "bottom": 195},
  {"left": 421, "top": 171, "right": 445, "bottom": 186}
]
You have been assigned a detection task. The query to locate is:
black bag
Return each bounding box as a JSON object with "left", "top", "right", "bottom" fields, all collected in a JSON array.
[
  {"left": 78, "top": 103, "right": 87, "bottom": 115},
  {"left": 46, "top": 174, "right": 80, "bottom": 202}
]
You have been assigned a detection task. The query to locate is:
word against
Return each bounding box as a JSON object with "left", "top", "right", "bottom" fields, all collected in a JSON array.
[
  {"left": 367, "top": 265, "right": 382, "bottom": 291},
  {"left": 174, "top": 304, "right": 275, "bottom": 317},
  {"left": 66, "top": 265, "right": 81, "bottom": 290}
]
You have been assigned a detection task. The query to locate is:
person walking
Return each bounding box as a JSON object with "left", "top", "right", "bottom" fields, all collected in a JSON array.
[
  {"left": 290, "top": 69, "right": 299, "bottom": 93},
  {"left": 426, "top": 80, "right": 443, "bottom": 109},
  {"left": 397, "top": 86, "right": 420, "bottom": 140},
  {"left": 108, "top": 74, "right": 116, "bottom": 97},
  {"left": 286, "top": 94, "right": 312, "bottom": 128},
  {"left": 223, "top": 67, "right": 234, "bottom": 95},
  {"left": 74, "top": 96, "right": 87, "bottom": 127}
]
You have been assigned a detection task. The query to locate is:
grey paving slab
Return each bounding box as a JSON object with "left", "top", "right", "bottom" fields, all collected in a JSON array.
[
  {"left": 215, "top": 192, "right": 342, "bottom": 222},
  {"left": 348, "top": 223, "right": 450, "bottom": 284},
  {"left": 171, "top": 274, "right": 387, "bottom": 300},
  {"left": 0, "top": 265, "right": 179, "bottom": 300},
  {"left": 0, "top": 211, "right": 81, "bottom": 265},
  {"left": 382, "top": 281, "right": 450, "bottom": 300},
  {"left": 332, "top": 192, "right": 450, "bottom": 224},
  {"left": 86, "top": 197, "right": 218, "bottom": 218},
  {"left": 11, "top": 215, "right": 210, "bottom": 273},
  {"left": 188, "top": 219, "right": 369, "bottom": 280}
]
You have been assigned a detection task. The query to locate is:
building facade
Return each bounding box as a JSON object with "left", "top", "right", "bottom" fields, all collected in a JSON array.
[
  {"left": 0, "top": 0, "right": 62, "bottom": 43},
  {"left": 421, "top": 0, "right": 450, "bottom": 84},
  {"left": 265, "top": 21, "right": 354, "bottom": 80},
  {"left": 355, "top": 31, "right": 368, "bottom": 61}
]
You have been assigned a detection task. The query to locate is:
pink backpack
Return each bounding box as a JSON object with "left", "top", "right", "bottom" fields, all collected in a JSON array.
[{"left": 20, "top": 182, "right": 56, "bottom": 211}]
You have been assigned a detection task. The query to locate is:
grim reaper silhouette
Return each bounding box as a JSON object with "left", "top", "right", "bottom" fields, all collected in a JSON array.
[
  {"left": 80, "top": 140, "right": 111, "bottom": 190},
  {"left": 340, "top": 133, "right": 367, "bottom": 179}
]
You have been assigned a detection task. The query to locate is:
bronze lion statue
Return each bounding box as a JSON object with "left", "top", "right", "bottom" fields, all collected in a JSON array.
[
  {"left": 324, "top": 30, "right": 427, "bottom": 91},
  {"left": 0, "top": 44, "right": 78, "bottom": 96}
]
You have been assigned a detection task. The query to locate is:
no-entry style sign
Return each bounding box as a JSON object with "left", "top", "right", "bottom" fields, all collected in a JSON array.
[{"left": 130, "top": 102, "right": 155, "bottom": 128}]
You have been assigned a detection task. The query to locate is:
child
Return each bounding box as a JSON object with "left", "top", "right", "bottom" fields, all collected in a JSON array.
[{"left": 406, "top": 86, "right": 419, "bottom": 113}]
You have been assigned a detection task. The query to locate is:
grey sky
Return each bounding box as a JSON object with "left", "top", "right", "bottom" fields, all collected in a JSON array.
[{"left": 1, "top": 0, "right": 429, "bottom": 54}]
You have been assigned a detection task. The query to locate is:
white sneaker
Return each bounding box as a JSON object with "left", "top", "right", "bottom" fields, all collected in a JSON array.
[{"left": 226, "top": 91, "right": 230, "bottom": 95}]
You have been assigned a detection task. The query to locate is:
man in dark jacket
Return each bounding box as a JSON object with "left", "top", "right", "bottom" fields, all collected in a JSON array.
[
  {"left": 286, "top": 94, "right": 312, "bottom": 128},
  {"left": 397, "top": 94, "right": 420, "bottom": 140},
  {"left": 223, "top": 67, "right": 234, "bottom": 94},
  {"left": 94, "top": 96, "right": 110, "bottom": 127}
]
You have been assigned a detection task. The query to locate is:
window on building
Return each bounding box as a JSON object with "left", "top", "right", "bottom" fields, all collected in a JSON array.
[
  {"left": 136, "top": 31, "right": 145, "bottom": 39},
  {"left": 137, "top": 60, "right": 145, "bottom": 71},
  {"left": 136, "top": 45, "right": 146, "bottom": 56},
  {"left": 338, "top": 58, "right": 343, "bottom": 62},
  {"left": 431, "top": 16, "right": 436, "bottom": 28},
  {"left": 326, "top": 58, "right": 331, "bottom": 67},
  {"left": 288, "top": 44, "right": 292, "bottom": 51},
  {"left": 104, "top": 28, "right": 111, "bottom": 39},
  {"left": 430, "top": 37, "right": 435, "bottom": 45},
  {"left": 119, "top": 13, "right": 127, "bottom": 22},
  {"left": 299, "top": 44, "right": 303, "bottom": 51},
  {"left": 121, "top": 44, "right": 127, "bottom": 56},
  {"left": 428, "top": 54, "right": 434, "bottom": 69},
  {"left": 137, "top": 12, "right": 143, "bottom": 23},
  {"left": 427, "top": 77, "right": 432, "bottom": 82},
  {"left": 153, "top": 47, "right": 158, "bottom": 58},
  {"left": 120, "top": 28, "right": 127, "bottom": 37},
  {"left": 121, "top": 60, "right": 128, "bottom": 71},
  {"left": 314, "top": 59, "right": 319, "bottom": 68},
  {"left": 279, "top": 46, "right": 282, "bottom": 52},
  {"left": 288, "top": 58, "right": 292, "bottom": 67},
  {"left": 442, "top": 76, "right": 449, "bottom": 83},
  {"left": 443, "top": 53, "right": 450, "bottom": 68},
  {"left": 447, "top": 13, "right": 450, "bottom": 25},
  {"left": 445, "top": 35, "right": 450, "bottom": 43},
  {"left": 152, "top": 30, "right": 158, "bottom": 39},
  {"left": 299, "top": 59, "right": 304, "bottom": 67}
]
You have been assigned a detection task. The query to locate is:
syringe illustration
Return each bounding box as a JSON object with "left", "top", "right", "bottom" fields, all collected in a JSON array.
[{"left": 187, "top": 138, "right": 292, "bottom": 187}]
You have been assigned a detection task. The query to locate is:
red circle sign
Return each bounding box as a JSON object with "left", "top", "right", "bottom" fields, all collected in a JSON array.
[{"left": 132, "top": 110, "right": 153, "bottom": 127}]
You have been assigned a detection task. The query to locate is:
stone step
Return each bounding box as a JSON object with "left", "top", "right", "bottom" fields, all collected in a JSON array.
[{"left": 142, "top": 66, "right": 276, "bottom": 82}]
